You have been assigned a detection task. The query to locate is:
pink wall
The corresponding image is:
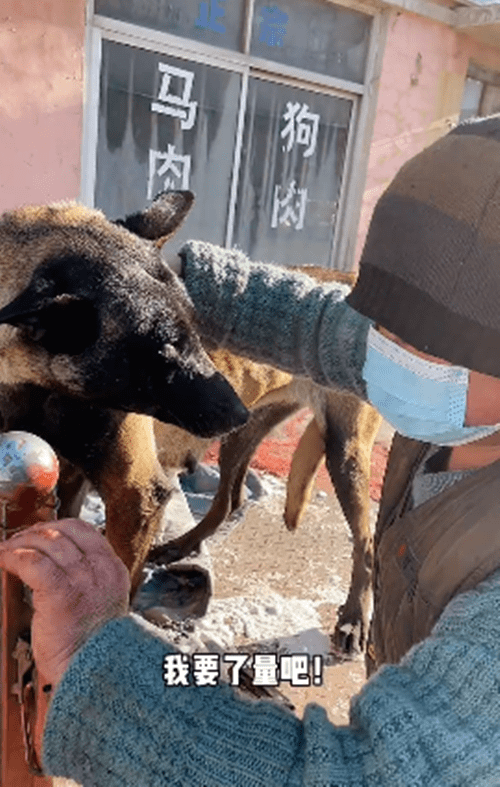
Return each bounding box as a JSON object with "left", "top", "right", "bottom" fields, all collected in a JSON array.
[
  {"left": 0, "top": 0, "right": 86, "bottom": 212},
  {"left": 2, "top": 0, "right": 499, "bottom": 252},
  {"left": 355, "top": 12, "right": 500, "bottom": 264}
]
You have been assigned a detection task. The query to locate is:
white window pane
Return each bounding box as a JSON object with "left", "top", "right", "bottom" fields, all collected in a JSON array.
[
  {"left": 231, "top": 78, "right": 353, "bottom": 266},
  {"left": 250, "top": 0, "right": 371, "bottom": 84},
  {"left": 95, "top": 41, "right": 241, "bottom": 245},
  {"left": 95, "top": 0, "right": 245, "bottom": 52},
  {"left": 459, "top": 77, "right": 483, "bottom": 121}
]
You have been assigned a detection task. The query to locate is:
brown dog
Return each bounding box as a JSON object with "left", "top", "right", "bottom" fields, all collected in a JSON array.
[
  {"left": 8, "top": 191, "right": 378, "bottom": 656},
  {"left": 0, "top": 193, "right": 248, "bottom": 595},
  {"left": 151, "top": 267, "right": 381, "bottom": 657}
]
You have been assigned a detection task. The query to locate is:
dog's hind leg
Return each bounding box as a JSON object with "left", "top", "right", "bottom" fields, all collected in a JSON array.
[
  {"left": 322, "top": 399, "right": 381, "bottom": 658},
  {"left": 150, "top": 400, "right": 300, "bottom": 564},
  {"left": 284, "top": 417, "right": 325, "bottom": 530}
]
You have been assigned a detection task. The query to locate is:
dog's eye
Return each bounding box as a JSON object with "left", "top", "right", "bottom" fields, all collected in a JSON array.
[{"left": 23, "top": 299, "right": 100, "bottom": 355}]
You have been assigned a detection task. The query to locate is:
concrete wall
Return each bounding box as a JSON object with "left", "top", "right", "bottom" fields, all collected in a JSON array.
[
  {"left": 0, "top": 0, "right": 85, "bottom": 212},
  {"left": 354, "top": 11, "right": 500, "bottom": 263}
]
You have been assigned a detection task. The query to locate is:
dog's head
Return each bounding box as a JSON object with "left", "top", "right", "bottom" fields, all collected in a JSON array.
[{"left": 0, "top": 191, "right": 248, "bottom": 438}]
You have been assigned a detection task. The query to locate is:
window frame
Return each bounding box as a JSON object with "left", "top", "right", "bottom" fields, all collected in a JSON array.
[
  {"left": 81, "top": 0, "right": 386, "bottom": 270},
  {"left": 459, "top": 61, "right": 500, "bottom": 122}
]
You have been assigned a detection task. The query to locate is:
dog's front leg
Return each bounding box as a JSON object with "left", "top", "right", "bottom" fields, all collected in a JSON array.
[
  {"left": 91, "top": 412, "right": 172, "bottom": 596},
  {"left": 36, "top": 395, "right": 171, "bottom": 597},
  {"left": 93, "top": 412, "right": 213, "bottom": 616}
]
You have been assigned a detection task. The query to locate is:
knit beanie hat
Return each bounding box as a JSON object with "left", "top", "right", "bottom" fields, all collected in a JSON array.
[{"left": 346, "top": 114, "right": 500, "bottom": 378}]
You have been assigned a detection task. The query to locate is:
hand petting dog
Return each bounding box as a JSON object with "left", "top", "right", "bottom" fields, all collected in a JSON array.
[{"left": 0, "top": 519, "right": 130, "bottom": 690}]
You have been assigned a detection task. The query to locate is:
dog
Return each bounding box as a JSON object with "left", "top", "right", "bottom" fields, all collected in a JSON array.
[
  {"left": 150, "top": 267, "right": 382, "bottom": 657},
  {"left": 0, "top": 192, "right": 248, "bottom": 596},
  {"left": 8, "top": 191, "right": 378, "bottom": 655}
]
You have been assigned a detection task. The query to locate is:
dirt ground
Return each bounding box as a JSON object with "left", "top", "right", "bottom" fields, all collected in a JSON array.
[
  {"left": 189, "top": 407, "right": 392, "bottom": 725},
  {"left": 207, "top": 472, "right": 377, "bottom": 724}
]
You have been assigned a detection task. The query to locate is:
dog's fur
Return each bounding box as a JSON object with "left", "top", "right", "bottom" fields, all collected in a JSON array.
[
  {"left": 0, "top": 193, "right": 248, "bottom": 594},
  {"left": 151, "top": 266, "right": 381, "bottom": 657}
]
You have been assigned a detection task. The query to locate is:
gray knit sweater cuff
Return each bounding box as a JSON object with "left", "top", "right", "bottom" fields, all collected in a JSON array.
[{"left": 179, "top": 240, "right": 370, "bottom": 398}]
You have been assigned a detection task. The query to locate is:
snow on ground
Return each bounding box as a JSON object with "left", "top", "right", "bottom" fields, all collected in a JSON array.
[{"left": 79, "top": 464, "right": 344, "bottom": 665}]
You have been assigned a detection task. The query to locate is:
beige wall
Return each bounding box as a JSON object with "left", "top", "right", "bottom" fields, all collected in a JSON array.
[
  {"left": 0, "top": 0, "right": 85, "bottom": 212},
  {"left": 354, "top": 10, "right": 500, "bottom": 264}
]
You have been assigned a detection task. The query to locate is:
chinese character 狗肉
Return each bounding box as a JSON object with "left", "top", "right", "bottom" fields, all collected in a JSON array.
[
  {"left": 271, "top": 181, "right": 308, "bottom": 231},
  {"left": 281, "top": 101, "right": 320, "bottom": 158}
]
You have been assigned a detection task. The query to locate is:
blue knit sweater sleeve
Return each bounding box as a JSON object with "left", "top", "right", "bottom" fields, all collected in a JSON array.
[
  {"left": 179, "top": 241, "right": 370, "bottom": 398},
  {"left": 43, "top": 571, "right": 500, "bottom": 786}
]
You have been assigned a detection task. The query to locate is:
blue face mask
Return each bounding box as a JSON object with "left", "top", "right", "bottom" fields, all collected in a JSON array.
[{"left": 362, "top": 327, "right": 500, "bottom": 446}]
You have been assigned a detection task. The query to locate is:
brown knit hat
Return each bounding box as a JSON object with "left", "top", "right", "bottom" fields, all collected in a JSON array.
[{"left": 347, "top": 114, "right": 500, "bottom": 378}]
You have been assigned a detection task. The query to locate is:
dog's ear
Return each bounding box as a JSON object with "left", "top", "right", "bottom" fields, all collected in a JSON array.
[
  {"left": 0, "top": 291, "right": 99, "bottom": 355},
  {"left": 116, "top": 190, "right": 195, "bottom": 247}
]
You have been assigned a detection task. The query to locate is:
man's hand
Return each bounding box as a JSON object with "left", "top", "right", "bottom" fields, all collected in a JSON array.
[{"left": 0, "top": 518, "right": 130, "bottom": 689}]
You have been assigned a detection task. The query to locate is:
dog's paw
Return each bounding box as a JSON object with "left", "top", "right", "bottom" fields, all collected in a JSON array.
[
  {"left": 148, "top": 536, "right": 200, "bottom": 566},
  {"left": 331, "top": 610, "right": 365, "bottom": 660}
]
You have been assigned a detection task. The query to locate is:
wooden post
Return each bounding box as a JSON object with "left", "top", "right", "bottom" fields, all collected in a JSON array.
[{"left": 0, "top": 432, "right": 59, "bottom": 786}]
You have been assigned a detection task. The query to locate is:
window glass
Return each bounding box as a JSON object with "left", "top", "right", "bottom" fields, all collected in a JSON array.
[
  {"left": 231, "top": 77, "right": 352, "bottom": 266},
  {"left": 95, "top": 0, "right": 245, "bottom": 52},
  {"left": 481, "top": 84, "right": 500, "bottom": 116},
  {"left": 459, "top": 77, "right": 483, "bottom": 121},
  {"left": 250, "top": 0, "right": 371, "bottom": 84},
  {"left": 95, "top": 40, "right": 241, "bottom": 246},
  {"left": 92, "top": 1, "right": 364, "bottom": 267}
]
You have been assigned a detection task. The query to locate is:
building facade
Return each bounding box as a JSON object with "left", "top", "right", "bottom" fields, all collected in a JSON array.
[{"left": 1, "top": 0, "right": 500, "bottom": 269}]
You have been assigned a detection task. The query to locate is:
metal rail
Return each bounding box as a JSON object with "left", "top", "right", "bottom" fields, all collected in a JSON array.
[{"left": 0, "top": 432, "right": 59, "bottom": 786}]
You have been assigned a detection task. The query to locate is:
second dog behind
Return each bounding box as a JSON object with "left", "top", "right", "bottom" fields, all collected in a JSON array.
[{"left": 152, "top": 265, "right": 382, "bottom": 658}]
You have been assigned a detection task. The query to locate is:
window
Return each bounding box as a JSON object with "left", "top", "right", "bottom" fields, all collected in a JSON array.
[
  {"left": 84, "top": 0, "right": 377, "bottom": 267},
  {"left": 460, "top": 63, "right": 500, "bottom": 122},
  {"left": 95, "top": 42, "right": 241, "bottom": 245}
]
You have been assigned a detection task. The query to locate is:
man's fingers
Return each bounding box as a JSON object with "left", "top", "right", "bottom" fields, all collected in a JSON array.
[
  {"left": 0, "top": 519, "right": 130, "bottom": 692},
  {"left": 1, "top": 518, "right": 96, "bottom": 545},
  {"left": 25, "top": 518, "right": 103, "bottom": 548},
  {"left": 42, "top": 519, "right": 126, "bottom": 566},
  {"left": 0, "top": 519, "right": 130, "bottom": 594},
  {"left": 4, "top": 527, "right": 88, "bottom": 568},
  {"left": 1, "top": 519, "right": 117, "bottom": 563},
  {"left": 0, "top": 545, "right": 67, "bottom": 593}
]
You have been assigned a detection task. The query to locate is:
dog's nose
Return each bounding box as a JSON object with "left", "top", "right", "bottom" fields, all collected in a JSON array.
[
  {"left": 129, "top": 367, "right": 248, "bottom": 439},
  {"left": 227, "top": 397, "right": 249, "bottom": 429},
  {"left": 168, "top": 369, "right": 248, "bottom": 438}
]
